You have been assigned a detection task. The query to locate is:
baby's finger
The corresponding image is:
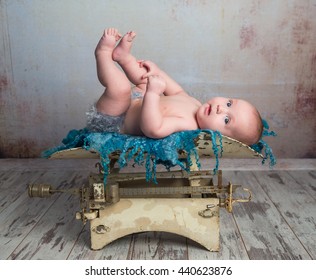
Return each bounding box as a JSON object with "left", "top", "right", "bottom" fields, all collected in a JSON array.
[
  {"left": 142, "top": 72, "right": 151, "bottom": 79},
  {"left": 137, "top": 60, "right": 144, "bottom": 66},
  {"left": 140, "top": 60, "right": 151, "bottom": 70}
]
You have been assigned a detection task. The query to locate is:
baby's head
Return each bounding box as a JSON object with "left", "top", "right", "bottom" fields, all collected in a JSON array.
[{"left": 196, "top": 97, "right": 263, "bottom": 145}]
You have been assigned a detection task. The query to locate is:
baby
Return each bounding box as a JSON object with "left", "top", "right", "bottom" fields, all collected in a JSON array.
[{"left": 87, "top": 28, "right": 263, "bottom": 145}]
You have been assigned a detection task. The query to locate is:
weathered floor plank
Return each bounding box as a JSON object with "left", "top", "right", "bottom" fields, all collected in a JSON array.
[
  {"left": 0, "top": 171, "right": 45, "bottom": 215},
  {"left": 227, "top": 170, "right": 311, "bottom": 260},
  {"left": 253, "top": 170, "right": 316, "bottom": 259},
  {"left": 0, "top": 170, "right": 75, "bottom": 259},
  {"left": 286, "top": 170, "right": 316, "bottom": 200},
  {"left": 0, "top": 171, "right": 81, "bottom": 259},
  {"left": 129, "top": 231, "right": 188, "bottom": 260},
  {"left": 67, "top": 227, "right": 133, "bottom": 260},
  {"left": 7, "top": 172, "right": 87, "bottom": 260}
]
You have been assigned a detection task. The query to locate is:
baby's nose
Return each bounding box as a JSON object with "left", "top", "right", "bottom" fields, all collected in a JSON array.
[
  {"left": 216, "top": 105, "right": 223, "bottom": 114},
  {"left": 216, "top": 105, "right": 227, "bottom": 114}
]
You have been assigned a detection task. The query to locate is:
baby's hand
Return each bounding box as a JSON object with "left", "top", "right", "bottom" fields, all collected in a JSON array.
[{"left": 146, "top": 75, "right": 166, "bottom": 94}]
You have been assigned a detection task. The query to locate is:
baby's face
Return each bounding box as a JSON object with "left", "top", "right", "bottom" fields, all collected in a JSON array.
[{"left": 196, "top": 97, "right": 258, "bottom": 144}]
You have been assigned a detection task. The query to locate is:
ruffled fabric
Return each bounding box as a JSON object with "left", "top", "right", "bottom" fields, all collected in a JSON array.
[{"left": 42, "top": 129, "right": 223, "bottom": 184}]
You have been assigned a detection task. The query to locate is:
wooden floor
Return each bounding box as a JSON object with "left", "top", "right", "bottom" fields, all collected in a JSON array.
[{"left": 0, "top": 158, "right": 315, "bottom": 260}]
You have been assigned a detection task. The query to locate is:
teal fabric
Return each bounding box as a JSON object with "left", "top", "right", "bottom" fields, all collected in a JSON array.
[
  {"left": 42, "top": 123, "right": 276, "bottom": 185},
  {"left": 42, "top": 129, "right": 222, "bottom": 184}
]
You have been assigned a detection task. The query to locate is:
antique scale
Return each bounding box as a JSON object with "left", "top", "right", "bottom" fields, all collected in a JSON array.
[{"left": 28, "top": 132, "right": 261, "bottom": 251}]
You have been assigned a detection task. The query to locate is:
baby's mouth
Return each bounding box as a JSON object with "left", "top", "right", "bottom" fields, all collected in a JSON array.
[{"left": 205, "top": 104, "right": 211, "bottom": 115}]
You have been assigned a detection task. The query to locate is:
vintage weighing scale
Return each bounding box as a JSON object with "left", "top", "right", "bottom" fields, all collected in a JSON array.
[{"left": 28, "top": 132, "right": 262, "bottom": 251}]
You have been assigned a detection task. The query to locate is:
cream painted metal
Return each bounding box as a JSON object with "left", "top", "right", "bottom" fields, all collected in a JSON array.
[
  {"left": 28, "top": 133, "right": 261, "bottom": 251},
  {"left": 90, "top": 198, "right": 220, "bottom": 251}
]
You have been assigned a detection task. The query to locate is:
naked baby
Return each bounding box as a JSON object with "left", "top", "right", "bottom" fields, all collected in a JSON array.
[{"left": 87, "top": 28, "right": 263, "bottom": 145}]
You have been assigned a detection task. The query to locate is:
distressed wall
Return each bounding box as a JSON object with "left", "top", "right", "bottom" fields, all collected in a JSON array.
[{"left": 0, "top": 0, "right": 315, "bottom": 158}]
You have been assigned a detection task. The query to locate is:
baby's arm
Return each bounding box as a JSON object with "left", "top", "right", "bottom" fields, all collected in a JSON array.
[
  {"left": 140, "top": 76, "right": 189, "bottom": 138},
  {"left": 140, "top": 60, "right": 188, "bottom": 96}
]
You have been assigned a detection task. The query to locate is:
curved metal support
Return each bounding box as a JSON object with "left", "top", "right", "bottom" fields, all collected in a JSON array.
[{"left": 90, "top": 198, "right": 220, "bottom": 251}]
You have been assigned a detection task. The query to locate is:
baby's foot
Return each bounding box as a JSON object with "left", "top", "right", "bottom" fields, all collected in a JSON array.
[
  {"left": 95, "top": 28, "right": 122, "bottom": 55},
  {"left": 112, "top": 31, "right": 136, "bottom": 62}
]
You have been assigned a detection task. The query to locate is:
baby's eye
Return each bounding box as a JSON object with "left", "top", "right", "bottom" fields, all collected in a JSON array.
[
  {"left": 227, "top": 100, "right": 232, "bottom": 107},
  {"left": 224, "top": 116, "right": 230, "bottom": 124}
]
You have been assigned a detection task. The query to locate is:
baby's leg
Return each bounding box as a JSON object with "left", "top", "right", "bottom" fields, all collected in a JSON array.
[
  {"left": 95, "top": 28, "right": 132, "bottom": 116},
  {"left": 113, "top": 32, "right": 185, "bottom": 96},
  {"left": 112, "top": 31, "right": 148, "bottom": 93}
]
